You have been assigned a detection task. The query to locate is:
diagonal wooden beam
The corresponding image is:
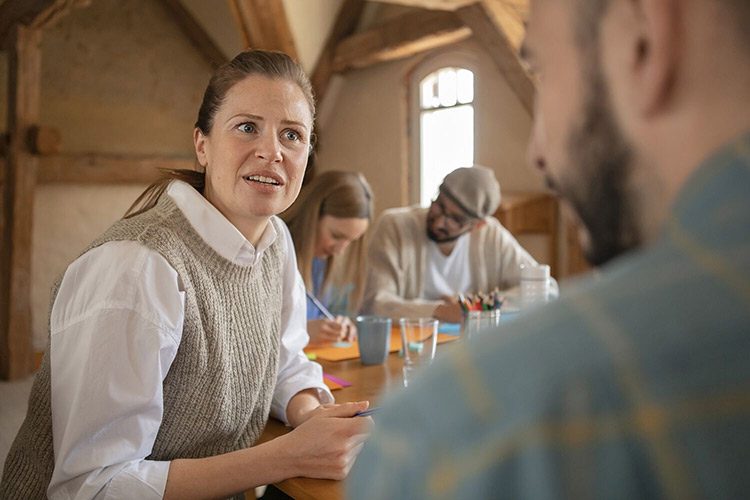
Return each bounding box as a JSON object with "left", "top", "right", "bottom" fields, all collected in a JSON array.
[
  {"left": 1, "top": 25, "right": 41, "bottom": 380},
  {"left": 159, "top": 0, "right": 227, "bottom": 69},
  {"left": 456, "top": 0, "right": 534, "bottom": 114},
  {"left": 229, "top": 0, "right": 298, "bottom": 60},
  {"left": 0, "top": 0, "right": 90, "bottom": 43},
  {"left": 333, "top": 9, "right": 471, "bottom": 72},
  {"left": 310, "top": 0, "right": 365, "bottom": 106},
  {"left": 481, "top": 0, "right": 527, "bottom": 50},
  {"left": 369, "top": 0, "right": 475, "bottom": 10}
]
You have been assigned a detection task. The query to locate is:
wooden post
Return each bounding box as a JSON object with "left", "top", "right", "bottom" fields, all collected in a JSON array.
[
  {"left": 456, "top": 1, "right": 534, "bottom": 114},
  {"left": 310, "top": 0, "right": 365, "bottom": 105},
  {"left": 1, "top": 24, "right": 41, "bottom": 380}
]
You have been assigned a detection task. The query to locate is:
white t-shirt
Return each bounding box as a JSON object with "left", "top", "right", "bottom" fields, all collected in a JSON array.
[{"left": 423, "top": 233, "right": 472, "bottom": 300}]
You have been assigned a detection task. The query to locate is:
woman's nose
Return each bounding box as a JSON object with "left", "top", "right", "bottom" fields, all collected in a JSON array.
[{"left": 256, "top": 133, "right": 282, "bottom": 162}]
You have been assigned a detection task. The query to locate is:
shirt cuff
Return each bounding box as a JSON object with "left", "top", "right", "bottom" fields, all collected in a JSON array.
[
  {"left": 101, "top": 460, "right": 170, "bottom": 500},
  {"left": 271, "top": 363, "right": 334, "bottom": 425}
]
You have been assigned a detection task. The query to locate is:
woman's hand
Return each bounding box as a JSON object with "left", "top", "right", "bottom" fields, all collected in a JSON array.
[
  {"left": 337, "top": 316, "right": 357, "bottom": 342},
  {"left": 278, "top": 401, "right": 373, "bottom": 481},
  {"left": 307, "top": 316, "right": 357, "bottom": 345}
]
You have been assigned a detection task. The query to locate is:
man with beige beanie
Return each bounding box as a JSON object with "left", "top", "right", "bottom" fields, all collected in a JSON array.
[{"left": 362, "top": 165, "right": 539, "bottom": 323}]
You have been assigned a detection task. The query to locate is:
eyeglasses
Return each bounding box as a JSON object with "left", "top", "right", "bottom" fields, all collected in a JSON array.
[{"left": 430, "top": 196, "right": 473, "bottom": 231}]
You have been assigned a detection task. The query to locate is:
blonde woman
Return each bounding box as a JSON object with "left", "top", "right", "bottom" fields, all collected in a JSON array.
[{"left": 281, "top": 170, "right": 373, "bottom": 345}]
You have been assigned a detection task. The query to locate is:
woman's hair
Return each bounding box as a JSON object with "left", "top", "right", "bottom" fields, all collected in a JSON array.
[
  {"left": 124, "top": 49, "right": 315, "bottom": 218},
  {"left": 280, "top": 170, "right": 374, "bottom": 314}
]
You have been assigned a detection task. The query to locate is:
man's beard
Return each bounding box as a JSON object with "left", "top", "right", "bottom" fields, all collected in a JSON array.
[
  {"left": 559, "top": 66, "right": 642, "bottom": 267},
  {"left": 426, "top": 217, "right": 467, "bottom": 244}
]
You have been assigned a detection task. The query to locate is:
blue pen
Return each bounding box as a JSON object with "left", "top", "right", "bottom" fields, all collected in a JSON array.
[
  {"left": 305, "top": 290, "right": 336, "bottom": 321},
  {"left": 354, "top": 407, "right": 382, "bottom": 417}
]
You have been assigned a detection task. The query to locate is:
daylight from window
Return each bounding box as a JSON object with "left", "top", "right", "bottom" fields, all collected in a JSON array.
[{"left": 419, "top": 67, "right": 474, "bottom": 207}]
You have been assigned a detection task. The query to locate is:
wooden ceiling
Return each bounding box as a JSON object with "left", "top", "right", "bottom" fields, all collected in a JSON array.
[{"left": 0, "top": 0, "right": 531, "bottom": 111}]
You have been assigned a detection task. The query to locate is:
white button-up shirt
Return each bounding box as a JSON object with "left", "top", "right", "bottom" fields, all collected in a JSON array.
[{"left": 47, "top": 180, "right": 333, "bottom": 499}]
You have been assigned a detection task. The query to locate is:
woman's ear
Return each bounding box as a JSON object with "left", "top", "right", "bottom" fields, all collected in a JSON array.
[
  {"left": 194, "top": 127, "right": 208, "bottom": 168},
  {"left": 630, "top": 0, "right": 681, "bottom": 116}
]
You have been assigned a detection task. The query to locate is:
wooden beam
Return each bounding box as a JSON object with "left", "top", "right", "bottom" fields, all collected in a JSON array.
[
  {"left": 369, "top": 0, "right": 476, "bottom": 10},
  {"left": 456, "top": 1, "right": 534, "bottom": 113},
  {"left": 333, "top": 10, "right": 471, "bottom": 72},
  {"left": 310, "top": 0, "right": 365, "bottom": 105},
  {"left": 0, "top": 0, "right": 90, "bottom": 42},
  {"left": 27, "top": 125, "right": 62, "bottom": 155},
  {"left": 481, "top": 0, "right": 526, "bottom": 50},
  {"left": 229, "top": 0, "right": 298, "bottom": 60},
  {"left": 36, "top": 154, "right": 197, "bottom": 184},
  {"left": 1, "top": 25, "right": 41, "bottom": 380},
  {"left": 159, "top": 0, "right": 227, "bottom": 69},
  {"left": 228, "top": 0, "right": 251, "bottom": 49}
]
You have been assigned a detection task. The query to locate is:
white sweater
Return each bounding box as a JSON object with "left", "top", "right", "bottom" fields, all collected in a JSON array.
[{"left": 362, "top": 206, "right": 538, "bottom": 319}]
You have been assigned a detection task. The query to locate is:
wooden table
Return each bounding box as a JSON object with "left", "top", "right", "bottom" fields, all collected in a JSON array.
[{"left": 254, "top": 352, "right": 407, "bottom": 500}]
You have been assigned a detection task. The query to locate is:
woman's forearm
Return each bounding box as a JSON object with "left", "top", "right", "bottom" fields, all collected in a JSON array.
[
  {"left": 164, "top": 399, "right": 371, "bottom": 499},
  {"left": 163, "top": 437, "right": 295, "bottom": 500},
  {"left": 286, "top": 388, "right": 324, "bottom": 427}
]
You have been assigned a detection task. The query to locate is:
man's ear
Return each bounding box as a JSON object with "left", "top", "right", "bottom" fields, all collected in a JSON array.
[
  {"left": 630, "top": 0, "right": 681, "bottom": 116},
  {"left": 194, "top": 127, "right": 208, "bottom": 168}
]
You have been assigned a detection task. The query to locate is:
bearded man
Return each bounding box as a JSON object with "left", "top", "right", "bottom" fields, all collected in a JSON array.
[
  {"left": 363, "top": 165, "right": 541, "bottom": 323},
  {"left": 350, "top": 0, "right": 750, "bottom": 497}
]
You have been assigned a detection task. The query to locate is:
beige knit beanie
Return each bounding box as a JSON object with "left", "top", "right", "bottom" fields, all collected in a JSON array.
[{"left": 439, "top": 165, "right": 501, "bottom": 218}]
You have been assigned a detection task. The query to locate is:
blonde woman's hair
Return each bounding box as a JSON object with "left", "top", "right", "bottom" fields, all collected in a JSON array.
[
  {"left": 280, "top": 170, "right": 374, "bottom": 314},
  {"left": 124, "top": 49, "right": 315, "bottom": 218}
]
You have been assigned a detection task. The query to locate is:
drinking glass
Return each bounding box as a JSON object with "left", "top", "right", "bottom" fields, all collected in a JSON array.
[
  {"left": 399, "top": 318, "right": 438, "bottom": 387},
  {"left": 462, "top": 310, "right": 501, "bottom": 340}
]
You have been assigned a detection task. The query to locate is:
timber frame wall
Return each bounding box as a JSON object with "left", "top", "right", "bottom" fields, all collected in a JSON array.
[
  {"left": 0, "top": 0, "right": 541, "bottom": 380},
  {"left": 0, "top": 0, "right": 204, "bottom": 380}
]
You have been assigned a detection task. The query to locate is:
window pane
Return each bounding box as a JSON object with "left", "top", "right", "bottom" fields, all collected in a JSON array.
[
  {"left": 420, "top": 104, "right": 474, "bottom": 207},
  {"left": 420, "top": 74, "right": 439, "bottom": 109},
  {"left": 457, "top": 69, "right": 474, "bottom": 104},
  {"left": 437, "top": 68, "right": 457, "bottom": 108}
]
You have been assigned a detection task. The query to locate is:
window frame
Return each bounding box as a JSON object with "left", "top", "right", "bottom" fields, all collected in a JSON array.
[{"left": 408, "top": 50, "right": 480, "bottom": 206}]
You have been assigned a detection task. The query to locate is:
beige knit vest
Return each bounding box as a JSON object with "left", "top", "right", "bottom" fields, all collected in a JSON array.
[{"left": 1, "top": 194, "right": 282, "bottom": 499}]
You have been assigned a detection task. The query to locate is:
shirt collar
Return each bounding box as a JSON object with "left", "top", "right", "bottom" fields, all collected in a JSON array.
[{"left": 166, "top": 180, "right": 277, "bottom": 267}]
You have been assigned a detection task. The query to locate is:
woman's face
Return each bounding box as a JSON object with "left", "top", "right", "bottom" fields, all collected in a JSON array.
[
  {"left": 314, "top": 215, "right": 369, "bottom": 258},
  {"left": 195, "top": 75, "right": 313, "bottom": 236}
]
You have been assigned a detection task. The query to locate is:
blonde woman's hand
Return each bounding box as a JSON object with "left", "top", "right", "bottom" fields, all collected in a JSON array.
[
  {"left": 307, "top": 317, "right": 356, "bottom": 345},
  {"left": 337, "top": 316, "right": 357, "bottom": 342}
]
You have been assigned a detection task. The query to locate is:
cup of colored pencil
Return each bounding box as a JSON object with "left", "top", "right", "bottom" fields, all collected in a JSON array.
[{"left": 458, "top": 289, "right": 503, "bottom": 339}]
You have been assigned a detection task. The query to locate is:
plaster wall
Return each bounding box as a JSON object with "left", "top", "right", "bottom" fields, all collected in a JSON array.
[
  {"left": 316, "top": 38, "right": 548, "bottom": 262},
  {"left": 29, "top": 0, "right": 211, "bottom": 349},
  {"left": 179, "top": 0, "right": 244, "bottom": 60}
]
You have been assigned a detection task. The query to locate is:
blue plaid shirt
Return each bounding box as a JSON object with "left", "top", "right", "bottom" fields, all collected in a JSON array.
[{"left": 348, "top": 133, "right": 750, "bottom": 499}]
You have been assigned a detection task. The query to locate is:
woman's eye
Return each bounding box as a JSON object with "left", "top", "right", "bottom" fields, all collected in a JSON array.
[
  {"left": 238, "top": 122, "right": 256, "bottom": 134},
  {"left": 283, "top": 129, "right": 301, "bottom": 142}
]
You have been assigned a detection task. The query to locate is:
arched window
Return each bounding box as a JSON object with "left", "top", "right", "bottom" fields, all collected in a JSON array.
[{"left": 416, "top": 66, "right": 475, "bottom": 206}]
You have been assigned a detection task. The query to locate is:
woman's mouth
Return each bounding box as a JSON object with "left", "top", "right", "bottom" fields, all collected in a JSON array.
[{"left": 243, "top": 174, "right": 282, "bottom": 186}]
